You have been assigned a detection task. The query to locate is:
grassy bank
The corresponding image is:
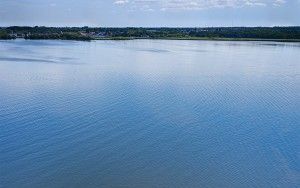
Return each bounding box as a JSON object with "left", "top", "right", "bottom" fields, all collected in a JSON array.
[{"left": 95, "top": 36, "right": 300, "bottom": 42}]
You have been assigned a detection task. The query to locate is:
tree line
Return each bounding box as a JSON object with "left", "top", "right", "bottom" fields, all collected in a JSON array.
[{"left": 1, "top": 26, "right": 300, "bottom": 40}]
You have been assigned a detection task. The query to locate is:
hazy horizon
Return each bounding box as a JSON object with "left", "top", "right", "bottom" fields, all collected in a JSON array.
[
  {"left": 1, "top": 0, "right": 300, "bottom": 27},
  {"left": 2, "top": 25, "right": 300, "bottom": 28}
]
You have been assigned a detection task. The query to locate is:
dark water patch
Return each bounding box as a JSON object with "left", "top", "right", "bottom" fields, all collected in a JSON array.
[
  {"left": 0, "top": 39, "right": 82, "bottom": 47},
  {"left": 0, "top": 57, "right": 82, "bottom": 65},
  {"left": 137, "top": 48, "right": 170, "bottom": 53}
]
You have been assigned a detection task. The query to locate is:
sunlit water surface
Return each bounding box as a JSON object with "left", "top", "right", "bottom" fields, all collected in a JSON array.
[{"left": 0, "top": 39, "right": 299, "bottom": 188}]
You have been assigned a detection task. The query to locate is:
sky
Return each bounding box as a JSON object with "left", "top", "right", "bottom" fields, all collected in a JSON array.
[{"left": 0, "top": 0, "right": 300, "bottom": 27}]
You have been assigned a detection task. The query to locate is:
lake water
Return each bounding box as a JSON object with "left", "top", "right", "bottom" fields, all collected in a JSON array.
[{"left": 0, "top": 39, "right": 299, "bottom": 188}]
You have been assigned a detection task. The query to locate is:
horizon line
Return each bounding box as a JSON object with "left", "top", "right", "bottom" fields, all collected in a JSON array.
[{"left": 2, "top": 25, "right": 300, "bottom": 28}]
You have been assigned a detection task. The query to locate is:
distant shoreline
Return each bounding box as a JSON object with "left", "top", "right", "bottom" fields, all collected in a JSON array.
[
  {"left": 94, "top": 37, "right": 300, "bottom": 42},
  {"left": 1, "top": 26, "right": 300, "bottom": 42},
  {"left": 0, "top": 26, "right": 300, "bottom": 42},
  {"left": 1, "top": 37, "right": 300, "bottom": 43}
]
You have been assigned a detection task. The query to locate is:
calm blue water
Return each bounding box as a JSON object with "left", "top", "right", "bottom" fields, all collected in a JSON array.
[{"left": 0, "top": 39, "right": 299, "bottom": 188}]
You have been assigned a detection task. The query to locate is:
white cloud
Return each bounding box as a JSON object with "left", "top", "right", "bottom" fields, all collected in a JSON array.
[
  {"left": 113, "top": 0, "right": 286, "bottom": 10},
  {"left": 114, "top": 0, "right": 129, "bottom": 5},
  {"left": 272, "top": 0, "right": 286, "bottom": 6}
]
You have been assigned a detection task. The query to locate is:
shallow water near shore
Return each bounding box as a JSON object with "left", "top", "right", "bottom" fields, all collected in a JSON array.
[{"left": 0, "top": 39, "right": 299, "bottom": 188}]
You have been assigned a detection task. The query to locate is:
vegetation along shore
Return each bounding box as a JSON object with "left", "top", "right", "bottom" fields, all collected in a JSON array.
[{"left": 1, "top": 26, "right": 300, "bottom": 42}]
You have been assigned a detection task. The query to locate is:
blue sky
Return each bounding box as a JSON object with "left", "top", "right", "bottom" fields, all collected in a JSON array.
[{"left": 0, "top": 0, "right": 299, "bottom": 27}]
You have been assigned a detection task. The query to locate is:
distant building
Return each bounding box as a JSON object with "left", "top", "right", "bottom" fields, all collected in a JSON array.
[{"left": 84, "top": 31, "right": 107, "bottom": 38}]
